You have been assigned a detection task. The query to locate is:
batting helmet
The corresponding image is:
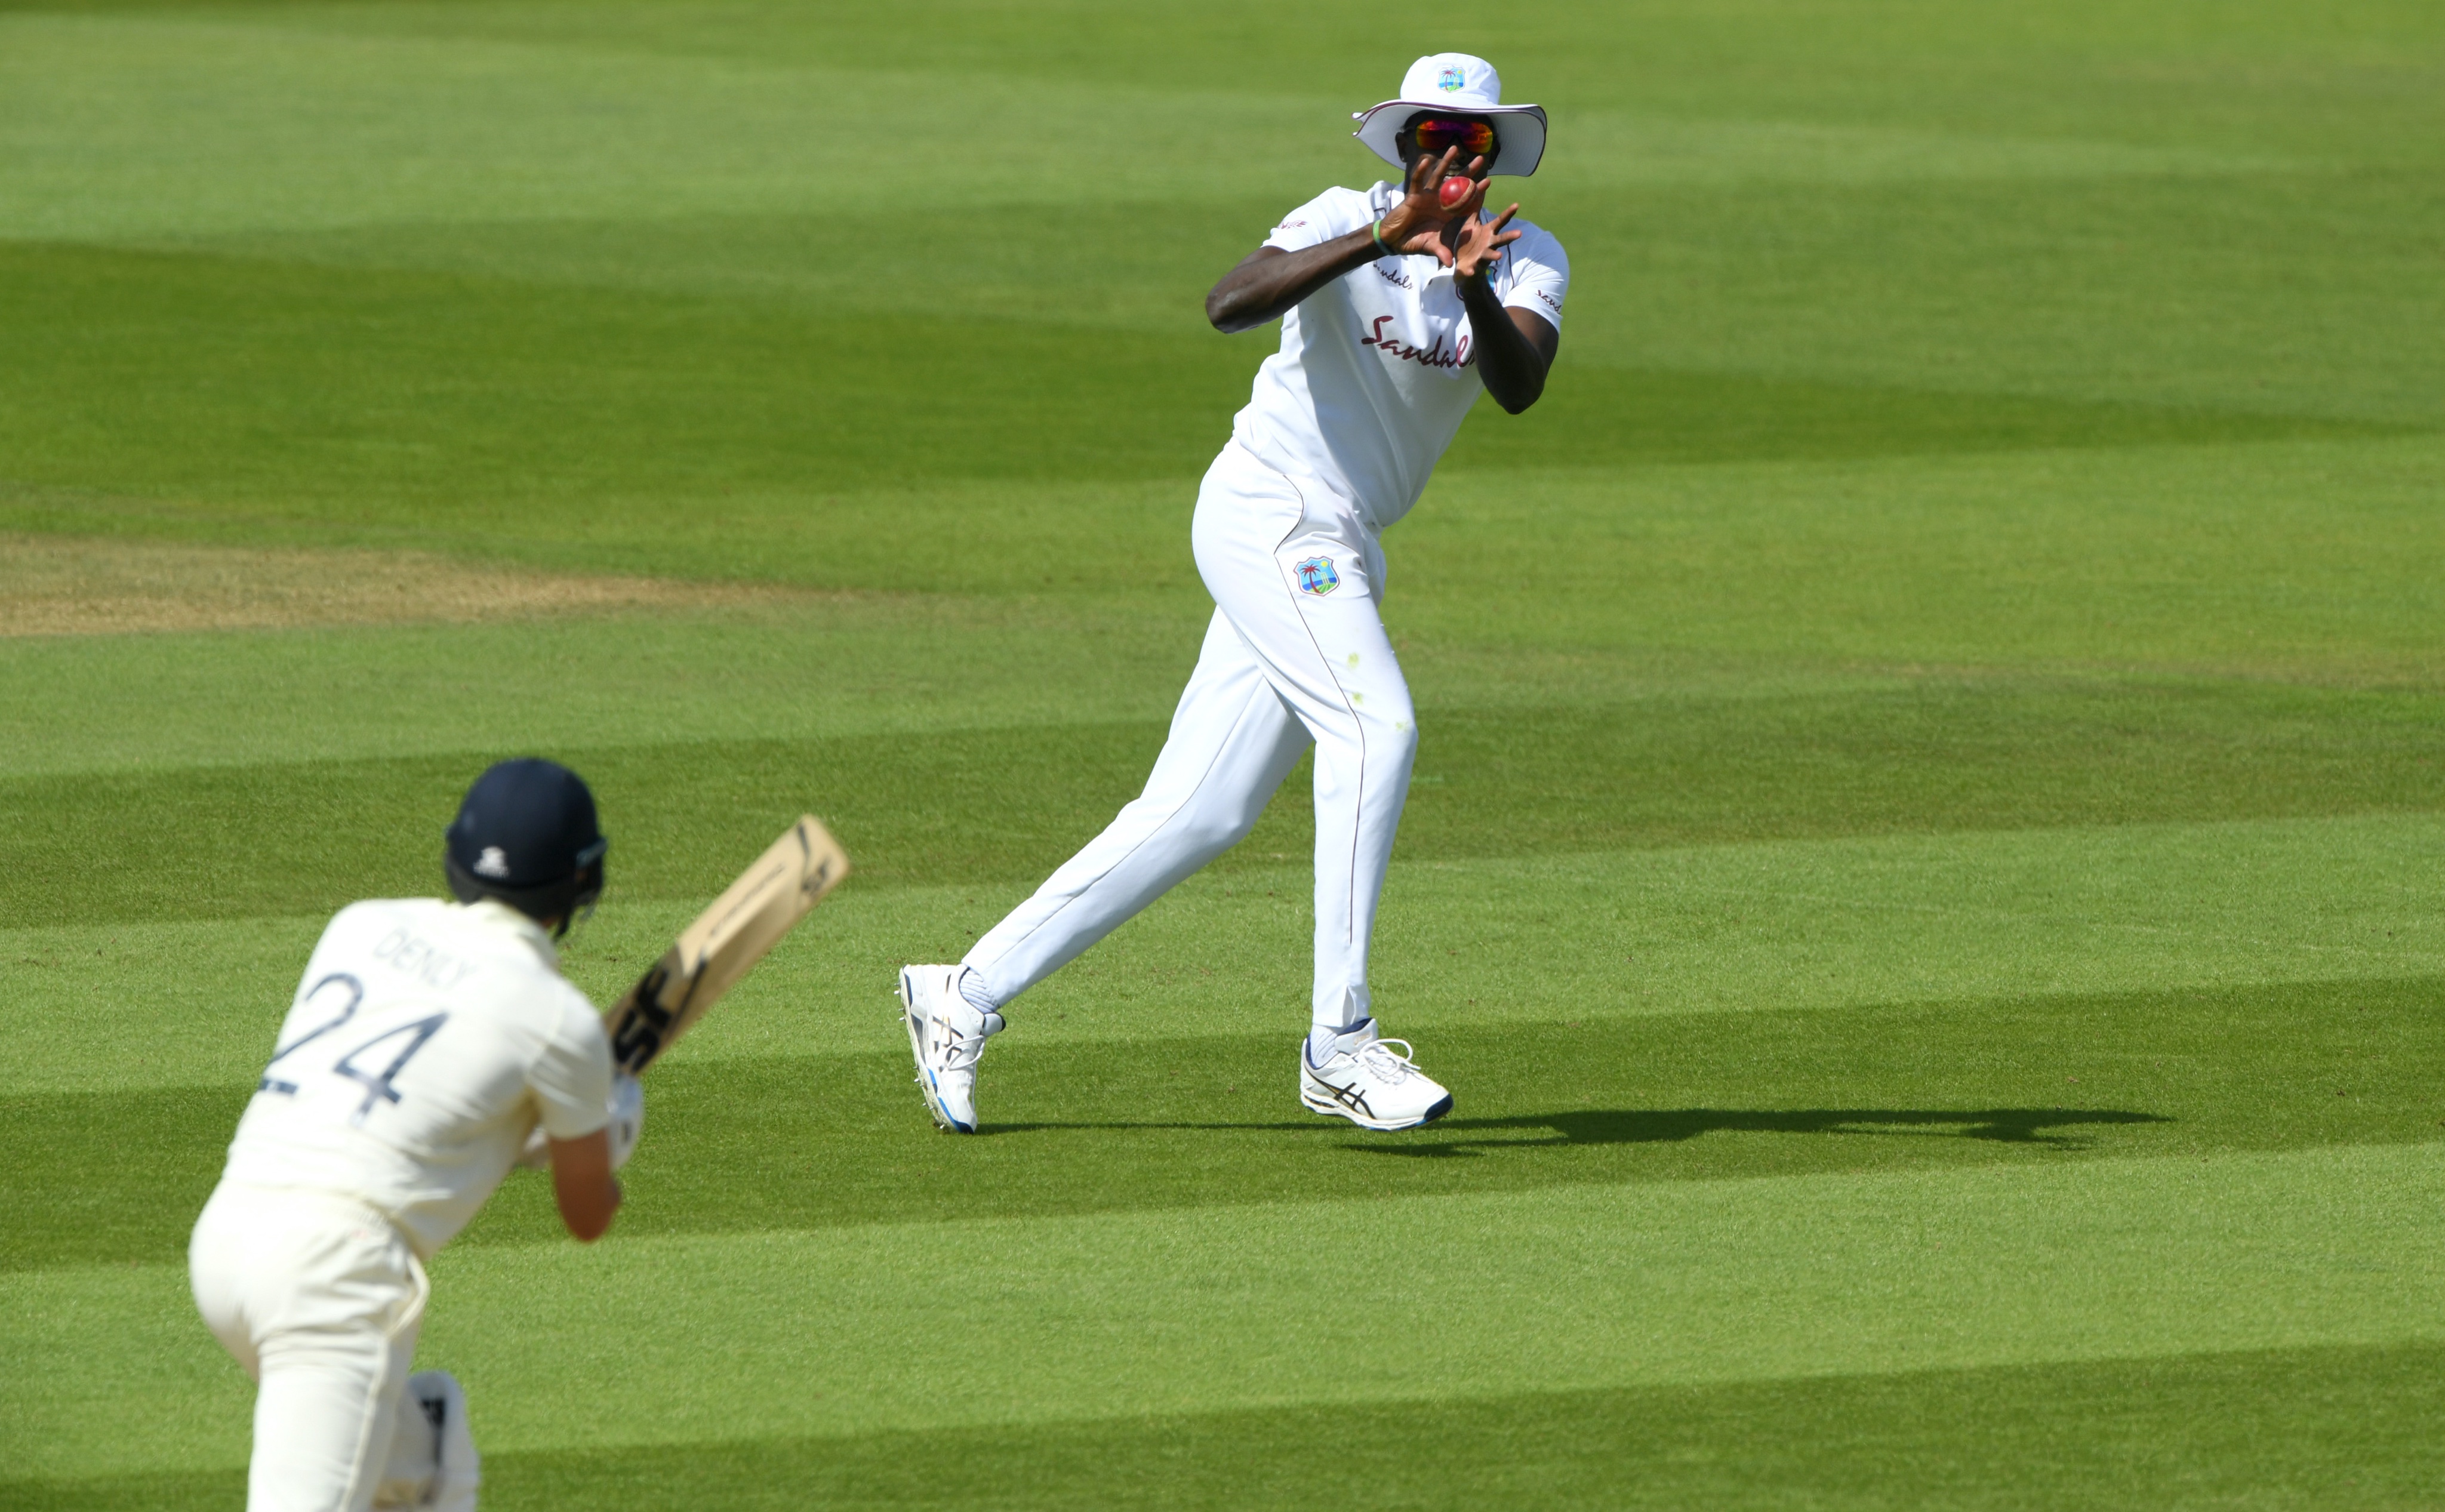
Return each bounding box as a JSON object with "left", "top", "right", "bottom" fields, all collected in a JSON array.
[{"left": 443, "top": 758, "right": 607, "bottom": 937}]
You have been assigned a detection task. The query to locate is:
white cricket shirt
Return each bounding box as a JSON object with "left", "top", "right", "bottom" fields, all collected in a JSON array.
[
  {"left": 218, "top": 898, "right": 613, "bottom": 1257},
  {"left": 1231, "top": 180, "right": 1569, "bottom": 531}
]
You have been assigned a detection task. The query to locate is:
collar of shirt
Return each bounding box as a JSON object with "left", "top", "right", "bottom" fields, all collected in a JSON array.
[{"left": 454, "top": 898, "right": 561, "bottom": 969}]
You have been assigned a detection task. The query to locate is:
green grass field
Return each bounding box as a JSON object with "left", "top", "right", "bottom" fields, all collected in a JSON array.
[{"left": 4, "top": 1, "right": 2443, "bottom": 1506}]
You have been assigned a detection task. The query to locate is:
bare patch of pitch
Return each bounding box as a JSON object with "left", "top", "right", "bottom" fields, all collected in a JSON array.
[{"left": 0, "top": 535, "right": 807, "bottom": 636}]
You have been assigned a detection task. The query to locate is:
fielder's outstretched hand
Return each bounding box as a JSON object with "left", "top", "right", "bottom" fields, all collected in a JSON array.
[{"left": 1454, "top": 202, "right": 1523, "bottom": 280}]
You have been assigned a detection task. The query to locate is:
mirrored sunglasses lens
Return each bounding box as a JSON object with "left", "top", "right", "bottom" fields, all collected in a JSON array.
[{"left": 1418, "top": 121, "right": 1495, "bottom": 156}]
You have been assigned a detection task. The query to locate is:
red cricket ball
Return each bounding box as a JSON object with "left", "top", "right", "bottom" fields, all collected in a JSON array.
[{"left": 1439, "top": 175, "right": 1473, "bottom": 210}]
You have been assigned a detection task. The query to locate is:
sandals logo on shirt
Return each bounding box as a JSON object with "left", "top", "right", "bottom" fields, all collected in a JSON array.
[
  {"left": 1294, "top": 557, "right": 1341, "bottom": 595},
  {"left": 1360, "top": 315, "right": 1473, "bottom": 371}
]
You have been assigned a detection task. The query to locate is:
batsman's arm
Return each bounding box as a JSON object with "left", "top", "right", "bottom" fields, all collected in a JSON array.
[
  {"left": 529, "top": 995, "right": 634, "bottom": 1240},
  {"left": 549, "top": 1129, "right": 621, "bottom": 1242}
]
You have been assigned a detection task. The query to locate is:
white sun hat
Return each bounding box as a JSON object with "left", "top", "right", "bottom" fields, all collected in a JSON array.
[{"left": 1351, "top": 53, "right": 1548, "bottom": 177}]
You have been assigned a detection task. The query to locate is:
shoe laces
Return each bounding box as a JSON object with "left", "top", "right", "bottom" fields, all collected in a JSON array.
[
  {"left": 1353, "top": 1037, "right": 1421, "bottom": 1083},
  {"left": 936, "top": 1010, "right": 1000, "bottom": 1071}
]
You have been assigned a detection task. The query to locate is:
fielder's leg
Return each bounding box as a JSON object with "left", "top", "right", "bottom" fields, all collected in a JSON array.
[
  {"left": 903, "top": 601, "right": 1307, "bottom": 1131},
  {"left": 1188, "top": 448, "right": 1449, "bottom": 1129},
  {"left": 921, "top": 444, "right": 1441, "bottom": 1128},
  {"left": 962, "top": 441, "right": 1420, "bottom": 1020},
  {"left": 1185, "top": 447, "right": 1418, "bottom": 1031},
  {"left": 961, "top": 605, "right": 1311, "bottom": 1005}
]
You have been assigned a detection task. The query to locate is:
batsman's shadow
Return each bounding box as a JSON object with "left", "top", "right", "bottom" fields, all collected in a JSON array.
[{"left": 1355, "top": 1106, "right": 2170, "bottom": 1159}]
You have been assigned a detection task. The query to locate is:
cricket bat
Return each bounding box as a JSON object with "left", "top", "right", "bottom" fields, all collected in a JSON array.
[{"left": 603, "top": 815, "right": 849, "bottom": 1075}]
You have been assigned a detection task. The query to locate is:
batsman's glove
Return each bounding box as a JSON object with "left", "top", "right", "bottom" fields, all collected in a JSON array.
[
  {"left": 605, "top": 1071, "right": 644, "bottom": 1171},
  {"left": 511, "top": 1071, "right": 645, "bottom": 1171}
]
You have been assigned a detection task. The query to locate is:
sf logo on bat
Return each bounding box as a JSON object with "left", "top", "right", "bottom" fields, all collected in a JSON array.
[{"left": 611, "top": 964, "right": 680, "bottom": 1071}]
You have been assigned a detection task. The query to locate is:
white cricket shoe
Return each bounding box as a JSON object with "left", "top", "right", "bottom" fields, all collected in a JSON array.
[
  {"left": 898, "top": 964, "right": 1002, "bottom": 1134},
  {"left": 1300, "top": 1019, "right": 1452, "bottom": 1131}
]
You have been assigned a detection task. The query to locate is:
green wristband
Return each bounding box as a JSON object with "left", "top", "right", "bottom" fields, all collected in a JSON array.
[{"left": 1371, "top": 218, "right": 1391, "bottom": 257}]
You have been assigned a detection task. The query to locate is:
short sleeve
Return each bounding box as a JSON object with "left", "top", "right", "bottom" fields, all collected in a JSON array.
[
  {"left": 530, "top": 993, "right": 614, "bottom": 1140},
  {"left": 1501, "top": 224, "right": 1569, "bottom": 332},
  {"left": 1262, "top": 186, "right": 1374, "bottom": 253}
]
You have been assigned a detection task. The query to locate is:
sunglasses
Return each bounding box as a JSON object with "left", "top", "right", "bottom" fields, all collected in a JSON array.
[{"left": 1413, "top": 118, "right": 1497, "bottom": 160}]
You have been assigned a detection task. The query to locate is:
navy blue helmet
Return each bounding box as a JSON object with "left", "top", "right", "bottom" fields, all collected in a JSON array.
[{"left": 443, "top": 758, "right": 606, "bottom": 936}]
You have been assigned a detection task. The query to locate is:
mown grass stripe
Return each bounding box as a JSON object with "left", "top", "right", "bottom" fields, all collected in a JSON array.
[
  {"left": 13, "top": 972, "right": 2436, "bottom": 1270},
  {"left": 8, "top": 1143, "right": 2438, "bottom": 1479},
  {"left": 9, "top": 813, "right": 2439, "bottom": 1097},
  {"left": 7, "top": 672, "right": 2442, "bottom": 926},
  {"left": 15, "top": 1341, "right": 2435, "bottom": 1510}
]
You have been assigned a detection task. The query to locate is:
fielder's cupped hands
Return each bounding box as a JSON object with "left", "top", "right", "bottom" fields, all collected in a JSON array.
[
  {"left": 1378, "top": 147, "right": 1522, "bottom": 276},
  {"left": 1381, "top": 147, "right": 1495, "bottom": 266}
]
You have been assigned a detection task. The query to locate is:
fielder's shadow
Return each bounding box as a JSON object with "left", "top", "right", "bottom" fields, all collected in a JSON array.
[
  {"left": 986, "top": 1107, "right": 2167, "bottom": 1154},
  {"left": 1353, "top": 1106, "right": 2170, "bottom": 1159}
]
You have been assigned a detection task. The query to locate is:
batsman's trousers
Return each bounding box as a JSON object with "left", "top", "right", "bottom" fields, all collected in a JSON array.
[
  {"left": 967, "top": 439, "right": 1417, "bottom": 1027},
  {"left": 190, "top": 1182, "right": 462, "bottom": 1512}
]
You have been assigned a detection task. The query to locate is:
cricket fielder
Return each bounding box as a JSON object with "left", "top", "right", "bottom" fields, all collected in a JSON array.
[
  {"left": 189, "top": 759, "right": 642, "bottom": 1511},
  {"left": 901, "top": 53, "right": 1566, "bottom": 1132}
]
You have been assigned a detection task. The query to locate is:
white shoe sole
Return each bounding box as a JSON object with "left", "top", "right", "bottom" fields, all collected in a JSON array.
[
  {"left": 1300, "top": 1073, "right": 1454, "bottom": 1132},
  {"left": 898, "top": 969, "right": 977, "bottom": 1135}
]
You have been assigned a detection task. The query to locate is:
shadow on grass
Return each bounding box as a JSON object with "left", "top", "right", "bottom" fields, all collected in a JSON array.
[
  {"left": 989, "top": 1106, "right": 2169, "bottom": 1155},
  {"left": 1354, "top": 1106, "right": 2170, "bottom": 1159}
]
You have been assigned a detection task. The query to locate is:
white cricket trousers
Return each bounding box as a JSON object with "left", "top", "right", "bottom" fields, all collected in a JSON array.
[
  {"left": 967, "top": 441, "right": 1417, "bottom": 1027},
  {"left": 190, "top": 1182, "right": 431, "bottom": 1512}
]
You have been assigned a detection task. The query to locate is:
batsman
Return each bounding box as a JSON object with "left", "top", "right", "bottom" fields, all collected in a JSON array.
[
  {"left": 189, "top": 759, "right": 638, "bottom": 1512},
  {"left": 901, "top": 54, "right": 1568, "bottom": 1132}
]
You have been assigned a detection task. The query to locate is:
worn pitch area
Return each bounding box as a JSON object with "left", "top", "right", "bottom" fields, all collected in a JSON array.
[
  {"left": 4, "top": 0, "right": 2442, "bottom": 1507},
  {"left": 0, "top": 536, "right": 820, "bottom": 637}
]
